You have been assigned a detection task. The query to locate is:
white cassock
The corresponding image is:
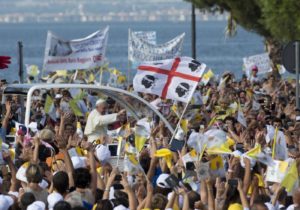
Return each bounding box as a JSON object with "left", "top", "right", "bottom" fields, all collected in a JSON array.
[{"left": 84, "top": 109, "right": 118, "bottom": 142}]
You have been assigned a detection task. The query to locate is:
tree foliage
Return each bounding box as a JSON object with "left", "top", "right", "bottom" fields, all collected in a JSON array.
[
  {"left": 188, "top": 0, "right": 300, "bottom": 42},
  {"left": 187, "top": 0, "right": 300, "bottom": 65}
]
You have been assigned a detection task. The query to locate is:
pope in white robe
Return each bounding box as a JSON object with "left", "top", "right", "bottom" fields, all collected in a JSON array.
[{"left": 84, "top": 99, "right": 125, "bottom": 142}]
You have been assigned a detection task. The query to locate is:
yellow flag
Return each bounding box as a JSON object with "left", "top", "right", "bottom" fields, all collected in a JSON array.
[
  {"left": 226, "top": 136, "right": 235, "bottom": 147},
  {"left": 180, "top": 119, "right": 189, "bottom": 134},
  {"left": 44, "top": 95, "right": 53, "bottom": 114},
  {"left": 135, "top": 135, "right": 147, "bottom": 153},
  {"left": 210, "top": 156, "right": 224, "bottom": 170},
  {"left": 69, "top": 99, "right": 83, "bottom": 117},
  {"left": 202, "top": 69, "right": 214, "bottom": 85},
  {"left": 246, "top": 144, "right": 261, "bottom": 158},
  {"left": 56, "top": 70, "right": 68, "bottom": 77},
  {"left": 111, "top": 68, "right": 120, "bottom": 75},
  {"left": 272, "top": 127, "right": 278, "bottom": 159},
  {"left": 281, "top": 161, "right": 298, "bottom": 192},
  {"left": 208, "top": 116, "right": 217, "bottom": 127},
  {"left": 154, "top": 148, "right": 172, "bottom": 168},
  {"left": 88, "top": 73, "right": 95, "bottom": 83},
  {"left": 171, "top": 104, "right": 180, "bottom": 117},
  {"left": 117, "top": 75, "right": 126, "bottom": 84},
  {"left": 75, "top": 146, "right": 84, "bottom": 156},
  {"left": 126, "top": 152, "right": 139, "bottom": 165},
  {"left": 203, "top": 88, "right": 211, "bottom": 105},
  {"left": 206, "top": 142, "right": 232, "bottom": 155}
]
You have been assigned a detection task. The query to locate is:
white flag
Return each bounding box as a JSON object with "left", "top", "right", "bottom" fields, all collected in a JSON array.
[
  {"left": 237, "top": 109, "right": 247, "bottom": 127},
  {"left": 133, "top": 57, "right": 206, "bottom": 103},
  {"left": 252, "top": 100, "right": 261, "bottom": 111},
  {"left": 128, "top": 30, "right": 184, "bottom": 69},
  {"left": 43, "top": 26, "right": 109, "bottom": 72}
]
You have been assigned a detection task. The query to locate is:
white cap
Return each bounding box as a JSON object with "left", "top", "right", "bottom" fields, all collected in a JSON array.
[
  {"left": 0, "top": 195, "right": 14, "bottom": 210},
  {"left": 114, "top": 204, "right": 130, "bottom": 210},
  {"left": 55, "top": 94, "right": 62, "bottom": 99},
  {"left": 156, "top": 173, "right": 170, "bottom": 189},
  {"left": 28, "top": 122, "right": 38, "bottom": 133},
  {"left": 96, "top": 98, "right": 106, "bottom": 106},
  {"left": 27, "top": 201, "right": 46, "bottom": 210},
  {"left": 48, "top": 192, "right": 63, "bottom": 210},
  {"left": 71, "top": 156, "right": 87, "bottom": 169},
  {"left": 95, "top": 144, "right": 111, "bottom": 162}
]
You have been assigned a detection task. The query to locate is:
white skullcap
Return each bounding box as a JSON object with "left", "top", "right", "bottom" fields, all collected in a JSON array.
[
  {"left": 48, "top": 192, "right": 63, "bottom": 210},
  {"left": 96, "top": 98, "right": 106, "bottom": 106},
  {"left": 0, "top": 195, "right": 14, "bottom": 210},
  {"left": 71, "top": 156, "right": 87, "bottom": 169},
  {"left": 27, "top": 201, "right": 46, "bottom": 210},
  {"left": 95, "top": 144, "right": 111, "bottom": 162}
]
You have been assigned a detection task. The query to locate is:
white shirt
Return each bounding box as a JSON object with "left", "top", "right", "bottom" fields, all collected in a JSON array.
[
  {"left": 84, "top": 109, "right": 118, "bottom": 142},
  {"left": 287, "top": 204, "right": 297, "bottom": 210}
]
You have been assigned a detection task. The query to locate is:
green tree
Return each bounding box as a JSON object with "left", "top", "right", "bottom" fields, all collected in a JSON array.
[{"left": 187, "top": 0, "right": 300, "bottom": 69}]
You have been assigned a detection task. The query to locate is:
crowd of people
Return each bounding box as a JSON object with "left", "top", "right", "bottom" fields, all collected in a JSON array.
[{"left": 0, "top": 67, "right": 299, "bottom": 210}]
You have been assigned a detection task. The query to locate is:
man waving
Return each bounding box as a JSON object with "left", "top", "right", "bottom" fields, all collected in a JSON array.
[{"left": 84, "top": 98, "right": 126, "bottom": 143}]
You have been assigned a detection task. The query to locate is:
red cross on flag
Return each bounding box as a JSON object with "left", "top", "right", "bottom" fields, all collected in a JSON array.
[{"left": 133, "top": 57, "right": 206, "bottom": 103}]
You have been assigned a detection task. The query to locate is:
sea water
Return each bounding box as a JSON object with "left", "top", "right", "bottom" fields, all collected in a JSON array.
[{"left": 0, "top": 21, "right": 263, "bottom": 82}]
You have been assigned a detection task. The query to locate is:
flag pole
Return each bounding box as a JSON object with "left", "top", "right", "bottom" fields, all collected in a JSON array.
[
  {"left": 127, "top": 28, "right": 131, "bottom": 86},
  {"left": 99, "top": 67, "right": 103, "bottom": 86},
  {"left": 169, "top": 100, "right": 190, "bottom": 145}
]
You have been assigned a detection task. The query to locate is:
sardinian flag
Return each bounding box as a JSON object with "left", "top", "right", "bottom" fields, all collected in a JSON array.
[{"left": 133, "top": 57, "right": 206, "bottom": 103}]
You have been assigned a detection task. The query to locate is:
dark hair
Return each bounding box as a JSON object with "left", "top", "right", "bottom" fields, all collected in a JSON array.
[
  {"left": 54, "top": 201, "right": 72, "bottom": 210},
  {"left": 95, "top": 199, "right": 113, "bottom": 210},
  {"left": 222, "top": 186, "right": 240, "bottom": 210},
  {"left": 72, "top": 207, "right": 87, "bottom": 210},
  {"left": 53, "top": 171, "right": 69, "bottom": 195},
  {"left": 20, "top": 192, "right": 35, "bottom": 210},
  {"left": 38, "top": 144, "right": 52, "bottom": 162},
  {"left": 95, "top": 189, "right": 104, "bottom": 202},
  {"left": 114, "top": 190, "right": 129, "bottom": 208},
  {"left": 188, "top": 191, "right": 201, "bottom": 209},
  {"left": 151, "top": 193, "right": 168, "bottom": 210},
  {"left": 26, "top": 164, "right": 43, "bottom": 183},
  {"left": 139, "top": 152, "right": 151, "bottom": 174},
  {"left": 251, "top": 202, "right": 268, "bottom": 210},
  {"left": 74, "top": 168, "right": 91, "bottom": 188}
]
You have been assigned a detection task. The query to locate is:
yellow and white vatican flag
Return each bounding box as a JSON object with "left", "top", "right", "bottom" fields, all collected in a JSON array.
[
  {"left": 133, "top": 57, "right": 206, "bottom": 103},
  {"left": 135, "top": 118, "right": 151, "bottom": 153}
]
